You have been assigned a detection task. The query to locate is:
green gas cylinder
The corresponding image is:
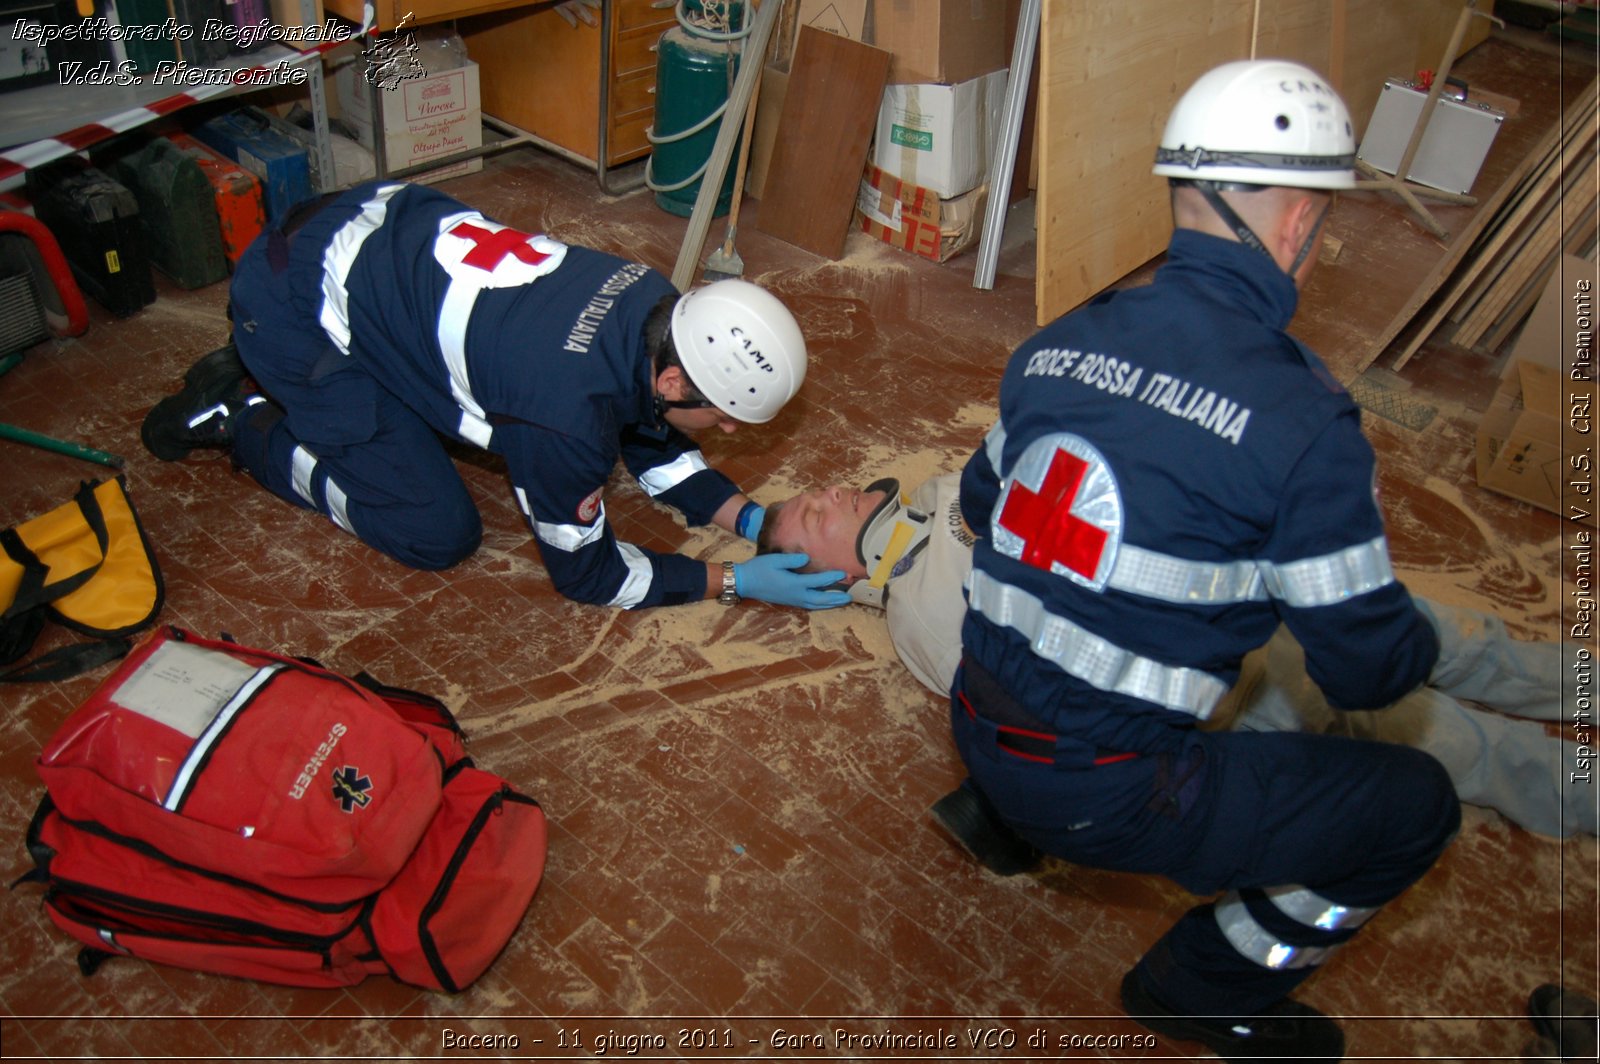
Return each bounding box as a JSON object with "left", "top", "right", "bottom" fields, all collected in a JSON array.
[{"left": 647, "top": 8, "right": 747, "bottom": 218}]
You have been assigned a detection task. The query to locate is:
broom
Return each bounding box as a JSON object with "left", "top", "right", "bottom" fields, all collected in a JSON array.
[{"left": 703, "top": 72, "right": 762, "bottom": 282}]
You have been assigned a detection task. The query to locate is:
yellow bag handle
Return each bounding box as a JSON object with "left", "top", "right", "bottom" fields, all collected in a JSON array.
[{"left": 0, "top": 478, "right": 162, "bottom": 681}]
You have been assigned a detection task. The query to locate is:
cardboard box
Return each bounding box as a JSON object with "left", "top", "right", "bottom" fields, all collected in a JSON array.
[
  {"left": 855, "top": 161, "right": 986, "bottom": 262},
  {"left": 745, "top": 61, "right": 792, "bottom": 202},
  {"left": 872, "top": 67, "right": 1007, "bottom": 198},
  {"left": 269, "top": 0, "right": 327, "bottom": 31},
  {"left": 791, "top": 0, "right": 868, "bottom": 62},
  {"left": 1473, "top": 254, "right": 1597, "bottom": 517},
  {"left": 334, "top": 57, "right": 484, "bottom": 184},
  {"left": 870, "top": 0, "right": 1008, "bottom": 85},
  {"left": 1476, "top": 360, "right": 1581, "bottom": 517}
]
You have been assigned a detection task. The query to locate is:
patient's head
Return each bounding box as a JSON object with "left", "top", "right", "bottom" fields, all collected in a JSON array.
[{"left": 757, "top": 484, "right": 887, "bottom": 580}]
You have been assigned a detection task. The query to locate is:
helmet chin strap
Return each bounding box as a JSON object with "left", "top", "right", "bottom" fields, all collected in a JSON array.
[
  {"left": 1188, "top": 179, "right": 1328, "bottom": 279},
  {"left": 848, "top": 479, "right": 933, "bottom": 608}
]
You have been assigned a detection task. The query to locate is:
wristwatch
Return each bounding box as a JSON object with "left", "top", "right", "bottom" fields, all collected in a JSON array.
[{"left": 718, "top": 561, "right": 740, "bottom": 606}]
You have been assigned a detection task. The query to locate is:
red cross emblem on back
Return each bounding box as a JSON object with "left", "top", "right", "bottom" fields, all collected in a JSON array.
[
  {"left": 992, "top": 434, "right": 1122, "bottom": 588},
  {"left": 999, "top": 450, "right": 1107, "bottom": 580},
  {"left": 449, "top": 221, "right": 552, "bottom": 271}
]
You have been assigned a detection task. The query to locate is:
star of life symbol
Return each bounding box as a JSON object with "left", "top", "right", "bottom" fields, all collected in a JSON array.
[
  {"left": 330, "top": 766, "right": 374, "bottom": 813},
  {"left": 434, "top": 211, "right": 568, "bottom": 288},
  {"left": 991, "top": 432, "right": 1123, "bottom": 591}
]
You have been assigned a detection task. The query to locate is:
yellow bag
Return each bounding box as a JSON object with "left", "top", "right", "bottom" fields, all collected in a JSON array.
[{"left": 0, "top": 478, "right": 162, "bottom": 681}]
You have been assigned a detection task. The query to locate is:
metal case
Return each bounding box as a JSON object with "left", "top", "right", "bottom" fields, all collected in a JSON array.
[
  {"left": 1356, "top": 80, "right": 1504, "bottom": 196},
  {"left": 1357, "top": 78, "right": 1506, "bottom": 195}
]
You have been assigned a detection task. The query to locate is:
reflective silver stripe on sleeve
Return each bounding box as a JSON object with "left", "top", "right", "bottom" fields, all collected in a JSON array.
[
  {"left": 1256, "top": 535, "right": 1395, "bottom": 607},
  {"left": 324, "top": 477, "right": 354, "bottom": 535},
  {"left": 983, "top": 421, "right": 1007, "bottom": 476},
  {"left": 165, "top": 665, "right": 284, "bottom": 811},
  {"left": 607, "top": 542, "right": 654, "bottom": 608},
  {"left": 965, "top": 569, "right": 1228, "bottom": 718},
  {"left": 1215, "top": 891, "right": 1339, "bottom": 971},
  {"left": 534, "top": 504, "right": 608, "bottom": 551},
  {"left": 436, "top": 266, "right": 494, "bottom": 449},
  {"left": 637, "top": 451, "right": 709, "bottom": 497},
  {"left": 319, "top": 183, "right": 407, "bottom": 354},
  {"left": 1265, "top": 886, "right": 1377, "bottom": 931},
  {"left": 514, "top": 486, "right": 533, "bottom": 517},
  {"left": 1106, "top": 536, "right": 1395, "bottom": 607},
  {"left": 290, "top": 445, "right": 318, "bottom": 506},
  {"left": 1107, "top": 544, "right": 1268, "bottom": 604}
]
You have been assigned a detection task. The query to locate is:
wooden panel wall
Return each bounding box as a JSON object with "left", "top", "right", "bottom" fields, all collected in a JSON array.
[
  {"left": 1035, "top": 0, "right": 1494, "bottom": 326},
  {"left": 1034, "top": 0, "right": 1251, "bottom": 327}
]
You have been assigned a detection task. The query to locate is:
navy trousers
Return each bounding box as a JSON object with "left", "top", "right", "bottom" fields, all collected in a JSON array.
[
  {"left": 226, "top": 216, "right": 482, "bottom": 571},
  {"left": 951, "top": 666, "right": 1460, "bottom": 1016}
]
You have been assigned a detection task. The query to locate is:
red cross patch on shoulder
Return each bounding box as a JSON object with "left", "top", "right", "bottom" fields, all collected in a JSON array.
[
  {"left": 991, "top": 432, "right": 1123, "bottom": 591},
  {"left": 434, "top": 211, "right": 568, "bottom": 289}
]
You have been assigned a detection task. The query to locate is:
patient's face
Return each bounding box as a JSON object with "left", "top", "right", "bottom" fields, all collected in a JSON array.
[{"left": 766, "top": 484, "right": 886, "bottom": 579}]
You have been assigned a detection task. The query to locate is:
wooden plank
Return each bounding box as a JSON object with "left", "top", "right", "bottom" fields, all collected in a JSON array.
[
  {"left": 753, "top": 26, "right": 890, "bottom": 259},
  {"left": 1363, "top": 101, "right": 1569, "bottom": 370},
  {"left": 1388, "top": 91, "right": 1598, "bottom": 366},
  {"left": 1445, "top": 105, "right": 1595, "bottom": 321},
  {"left": 1480, "top": 196, "right": 1599, "bottom": 351},
  {"left": 1332, "top": 0, "right": 1494, "bottom": 140},
  {"left": 1456, "top": 202, "right": 1568, "bottom": 345},
  {"left": 1036, "top": 0, "right": 1255, "bottom": 325},
  {"left": 1035, "top": 0, "right": 1505, "bottom": 328},
  {"left": 1457, "top": 157, "right": 1599, "bottom": 346}
]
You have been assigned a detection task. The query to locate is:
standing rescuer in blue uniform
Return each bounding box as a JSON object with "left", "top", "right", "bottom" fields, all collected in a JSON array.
[
  {"left": 943, "top": 61, "right": 1459, "bottom": 1061},
  {"left": 141, "top": 180, "right": 850, "bottom": 612}
]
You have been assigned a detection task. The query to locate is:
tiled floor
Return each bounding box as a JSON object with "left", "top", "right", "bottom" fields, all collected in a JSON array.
[{"left": 0, "top": 26, "right": 1595, "bottom": 1063}]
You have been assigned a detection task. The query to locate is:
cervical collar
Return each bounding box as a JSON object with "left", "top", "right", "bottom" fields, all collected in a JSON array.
[{"left": 850, "top": 478, "right": 933, "bottom": 608}]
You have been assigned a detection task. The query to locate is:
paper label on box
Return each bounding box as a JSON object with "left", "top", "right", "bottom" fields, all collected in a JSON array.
[
  {"left": 403, "top": 69, "right": 469, "bottom": 122},
  {"left": 890, "top": 124, "right": 933, "bottom": 152},
  {"left": 857, "top": 181, "right": 902, "bottom": 231}
]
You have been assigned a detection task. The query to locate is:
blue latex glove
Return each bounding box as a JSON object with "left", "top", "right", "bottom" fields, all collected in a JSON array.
[{"left": 735, "top": 553, "right": 851, "bottom": 610}]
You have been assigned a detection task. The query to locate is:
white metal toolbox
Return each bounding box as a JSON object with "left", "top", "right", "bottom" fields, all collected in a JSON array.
[{"left": 1357, "top": 78, "right": 1506, "bottom": 195}]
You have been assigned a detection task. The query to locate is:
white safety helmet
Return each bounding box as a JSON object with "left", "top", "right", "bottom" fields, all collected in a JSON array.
[
  {"left": 1153, "top": 59, "right": 1356, "bottom": 190},
  {"left": 669, "top": 279, "right": 806, "bottom": 424}
]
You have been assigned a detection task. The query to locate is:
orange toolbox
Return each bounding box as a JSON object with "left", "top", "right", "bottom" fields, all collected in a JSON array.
[{"left": 162, "top": 132, "right": 266, "bottom": 266}]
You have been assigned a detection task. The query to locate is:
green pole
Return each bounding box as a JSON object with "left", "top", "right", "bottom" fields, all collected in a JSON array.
[
  {"left": 0, "top": 423, "right": 126, "bottom": 469},
  {"left": 0, "top": 353, "right": 126, "bottom": 468}
]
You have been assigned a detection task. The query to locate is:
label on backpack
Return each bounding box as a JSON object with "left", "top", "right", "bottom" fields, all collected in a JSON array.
[{"left": 110, "top": 640, "right": 264, "bottom": 739}]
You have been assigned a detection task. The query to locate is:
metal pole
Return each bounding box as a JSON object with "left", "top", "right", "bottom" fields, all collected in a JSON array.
[{"left": 972, "top": 0, "right": 1039, "bottom": 291}]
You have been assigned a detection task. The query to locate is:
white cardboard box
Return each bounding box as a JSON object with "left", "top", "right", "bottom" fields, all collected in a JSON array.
[
  {"left": 334, "top": 57, "right": 483, "bottom": 183},
  {"left": 872, "top": 68, "right": 1007, "bottom": 198}
]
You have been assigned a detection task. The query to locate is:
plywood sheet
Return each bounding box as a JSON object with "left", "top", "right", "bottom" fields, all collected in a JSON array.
[
  {"left": 1035, "top": 0, "right": 1499, "bottom": 326},
  {"left": 755, "top": 26, "right": 891, "bottom": 258},
  {"left": 1034, "top": 0, "right": 1253, "bottom": 326}
]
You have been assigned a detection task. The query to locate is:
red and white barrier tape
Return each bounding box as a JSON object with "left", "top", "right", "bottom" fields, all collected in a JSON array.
[{"left": 0, "top": 2, "right": 377, "bottom": 192}]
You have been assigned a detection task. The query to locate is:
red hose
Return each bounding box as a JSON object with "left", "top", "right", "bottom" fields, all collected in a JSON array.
[{"left": 0, "top": 209, "right": 89, "bottom": 338}]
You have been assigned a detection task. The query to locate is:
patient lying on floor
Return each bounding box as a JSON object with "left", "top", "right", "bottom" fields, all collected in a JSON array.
[{"left": 757, "top": 471, "right": 1588, "bottom": 839}]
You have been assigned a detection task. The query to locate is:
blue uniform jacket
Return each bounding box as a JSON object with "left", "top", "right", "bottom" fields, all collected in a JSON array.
[
  {"left": 288, "top": 181, "right": 738, "bottom": 608},
  {"left": 959, "top": 229, "right": 1439, "bottom": 760}
]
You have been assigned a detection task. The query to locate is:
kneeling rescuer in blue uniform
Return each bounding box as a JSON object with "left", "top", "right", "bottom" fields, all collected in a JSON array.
[
  {"left": 947, "top": 61, "right": 1460, "bottom": 1061},
  {"left": 142, "top": 180, "right": 849, "bottom": 612}
]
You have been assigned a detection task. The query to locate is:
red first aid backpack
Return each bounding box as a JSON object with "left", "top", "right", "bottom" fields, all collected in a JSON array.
[{"left": 17, "top": 626, "right": 548, "bottom": 992}]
